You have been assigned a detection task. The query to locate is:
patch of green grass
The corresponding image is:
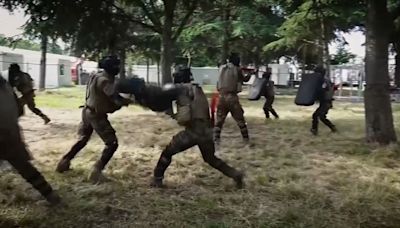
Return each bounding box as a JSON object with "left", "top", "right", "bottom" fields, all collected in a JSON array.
[{"left": 35, "top": 86, "right": 85, "bottom": 109}]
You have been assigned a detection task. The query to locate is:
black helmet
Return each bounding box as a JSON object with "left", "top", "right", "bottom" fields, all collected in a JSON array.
[
  {"left": 9, "top": 63, "right": 21, "bottom": 72},
  {"left": 228, "top": 53, "right": 240, "bottom": 66},
  {"left": 173, "top": 66, "right": 193, "bottom": 84},
  {"left": 99, "top": 55, "right": 121, "bottom": 76}
]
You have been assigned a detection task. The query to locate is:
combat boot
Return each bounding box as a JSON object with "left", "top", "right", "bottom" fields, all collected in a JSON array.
[
  {"left": 233, "top": 171, "right": 245, "bottom": 189},
  {"left": 42, "top": 115, "right": 51, "bottom": 124},
  {"left": 331, "top": 126, "right": 338, "bottom": 133},
  {"left": 45, "top": 191, "right": 62, "bottom": 206},
  {"left": 56, "top": 158, "right": 71, "bottom": 173},
  {"left": 150, "top": 176, "right": 164, "bottom": 188},
  {"left": 88, "top": 161, "right": 109, "bottom": 184},
  {"left": 310, "top": 128, "right": 318, "bottom": 136}
]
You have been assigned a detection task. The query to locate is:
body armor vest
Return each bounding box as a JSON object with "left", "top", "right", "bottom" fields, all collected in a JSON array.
[
  {"left": 217, "top": 63, "right": 242, "bottom": 93},
  {"left": 85, "top": 71, "right": 120, "bottom": 114},
  {"left": 176, "top": 84, "right": 210, "bottom": 126}
]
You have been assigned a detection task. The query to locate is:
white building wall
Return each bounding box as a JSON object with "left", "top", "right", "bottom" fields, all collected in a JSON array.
[{"left": 0, "top": 46, "right": 76, "bottom": 88}]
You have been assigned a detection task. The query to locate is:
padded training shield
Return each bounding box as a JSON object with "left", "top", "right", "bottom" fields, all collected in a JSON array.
[
  {"left": 295, "top": 73, "right": 324, "bottom": 106},
  {"left": 248, "top": 77, "right": 267, "bottom": 101},
  {"left": 116, "top": 78, "right": 146, "bottom": 95},
  {"left": 140, "top": 85, "right": 182, "bottom": 112}
]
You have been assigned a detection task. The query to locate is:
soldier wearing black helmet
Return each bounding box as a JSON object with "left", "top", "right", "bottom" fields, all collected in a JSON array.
[
  {"left": 114, "top": 74, "right": 245, "bottom": 188},
  {"left": 262, "top": 68, "right": 279, "bottom": 119},
  {"left": 6, "top": 63, "right": 51, "bottom": 124},
  {"left": 0, "top": 76, "right": 61, "bottom": 205},
  {"left": 173, "top": 65, "right": 193, "bottom": 84},
  {"left": 311, "top": 66, "right": 337, "bottom": 135},
  {"left": 214, "top": 53, "right": 251, "bottom": 144},
  {"left": 56, "top": 55, "right": 130, "bottom": 183}
]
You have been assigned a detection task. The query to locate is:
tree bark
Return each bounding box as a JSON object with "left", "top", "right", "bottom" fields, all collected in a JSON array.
[
  {"left": 39, "top": 34, "right": 48, "bottom": 91},
  {"left": 364, "top": 0, "right": 397, "bottom": 144},
  {"left": 160, "top": 18, "right": 174, "bottom": 85},
  {"left": 157, "top": 58, "right": 160, "bottom": 86},
  {"left": 146, "top": 57, "right": 150, "bottom": 83},
  {"left": 318, "top": 10, "right": 330, "bottom": 78},
  {"left": 119, "top": 50, "right": 126, "bottom": 79},
  {"left": 322, "top": 36, "right": 331, "bottom": 78},
  {"left": 221, "top": 8, "right": 230, "bottom": 64}
]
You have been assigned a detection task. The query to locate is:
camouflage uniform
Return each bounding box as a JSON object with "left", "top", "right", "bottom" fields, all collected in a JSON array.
[
  {"left": 263, "top": 80, "right": 279, "bottom": 119},
  {"left": 311, "top": 78, "right": 337, "bottom": 135},
  {"left": 152, "top": 84, "right": 243, "bottom": 188},
  {"left": 12, "top": 71, "right": 51, "bottom": 124},
  {"left": 56, "top": 70, "right": 127, "bottom": 182},
  {"left": 214, "top": 63, "right": 250, "bottom": 142},
  {"left": 0, "top": 77, "right": 60, "bottom": 205}
]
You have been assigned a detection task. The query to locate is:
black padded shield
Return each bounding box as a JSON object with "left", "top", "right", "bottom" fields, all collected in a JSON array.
[
  {"left": 295, "top": 73, "right": 324, "bottom": 106},
  {"left": 138, "top": 85, "right": 182, "bottom": 112},
  {"left": 248, "top": 77, "right": 267, "bottom": 101},
  {"left": 116, "top": 78, "right": 146, "bottom": 95}
]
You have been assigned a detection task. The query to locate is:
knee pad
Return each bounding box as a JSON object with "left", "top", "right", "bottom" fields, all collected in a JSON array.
[
  {"left": 238, "top": 122, "right": 247, "bottom": 129},
  {"left": 160, "top": 155, "right": 172, "bottom": 164},
  {"left": 106, "top": 140, "right": 119, "bottom": 151}
]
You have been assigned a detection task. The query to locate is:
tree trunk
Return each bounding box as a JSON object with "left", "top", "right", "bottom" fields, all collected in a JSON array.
[
  {"left": 160, "top": 32, "right": 174, "bottom": 85},
  {"left": 323, "top": 40, "right": 331, "bottom": 78},
  {"left": 157, "top": 59, "right": 160, "bottom": 86},
  {"left": 39, "top": 34, "right": 48, "bottom": 91},
  {"left": 146, "top": 57, "right": 150, "bottom": 83},
  {"left": 160, "top": 6, "right": 175, "bottom": 86},
  {"left": 317, "top": 38, "right": 324, "bottom": 67},
  {"left": 221, "top": 8, "right": 230, "bottom": 64},
  {"left": 364, "top": 0, "right": 397, "bottom": 144},
  {"left": 119, "top": 50, "right": 126, "bottom": 79}
]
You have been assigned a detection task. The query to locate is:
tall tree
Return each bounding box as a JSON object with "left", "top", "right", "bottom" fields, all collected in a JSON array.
[
  {"left": 39, "top": 33, "right": 47, "bottom": 90},
  {"left": 364, "top": 0, "right": 397, "bottom": 144},
  {"left": 265, "top": 0, "right": 364, "bottom": 75},
  {"left": 115, "top": 0, "right": 199, "bottom": 84},
  {"left": 178, "top": 0, "right": 282, "bottom": 67}
]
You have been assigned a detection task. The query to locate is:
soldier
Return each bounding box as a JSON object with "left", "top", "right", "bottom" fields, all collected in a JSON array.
[
  {"left": 173, "top": 65, "right": 193, "bottom": 84},
  {"left": 214, "top": 53, "right": 251, "bottom": 144},
  {"left": 262, "top": 68, "right": 279, "bottom": 119},
  {"left": 8, "top": 63, "right": 51, "bottom": 124},
  {"left": 0, "top": 76, "right": 61, "bottom": 205},
  {"left": 115, "top": 76, "right": 244, "bottom": 188},
  {"left": 56, "top": 55, "right": 130, "bottom": 183},
  {"left": 142, "top": 81, "right": 244, "bottom": 188},
  {"left": 311, "top": 66, "right": 337, "bottom": 135}
]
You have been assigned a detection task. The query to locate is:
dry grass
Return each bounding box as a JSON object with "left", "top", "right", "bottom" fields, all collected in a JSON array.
[{"left": 1, "top": 87, "right": 400, "bottom": 228}]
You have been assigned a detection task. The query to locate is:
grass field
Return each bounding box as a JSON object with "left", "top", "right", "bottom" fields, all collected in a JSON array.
[{"left": 1, "top": 86, "right": 400, "bottom": 228}]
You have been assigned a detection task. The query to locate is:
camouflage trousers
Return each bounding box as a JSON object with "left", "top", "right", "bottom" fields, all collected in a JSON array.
[
  {"left": 20, "top": 92, "right": 49, "bottom": 121},
  {"left": 0, "top": 129, "right": 54, "bottom": 200},
  {"left": 60, "top": 107, "right": 118, "bottom": 171},
  {"left": 154, "top": 120, "right": 241, "bottom": 180},
  {"left": 214, "top": 93, "right": 249, "bottom": 141},
  {"left": 312, "top": 101, "right": 335, "bottom": 131},
  {"left": 263, "top": 96, "right": 279, "bottom": 119}
]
